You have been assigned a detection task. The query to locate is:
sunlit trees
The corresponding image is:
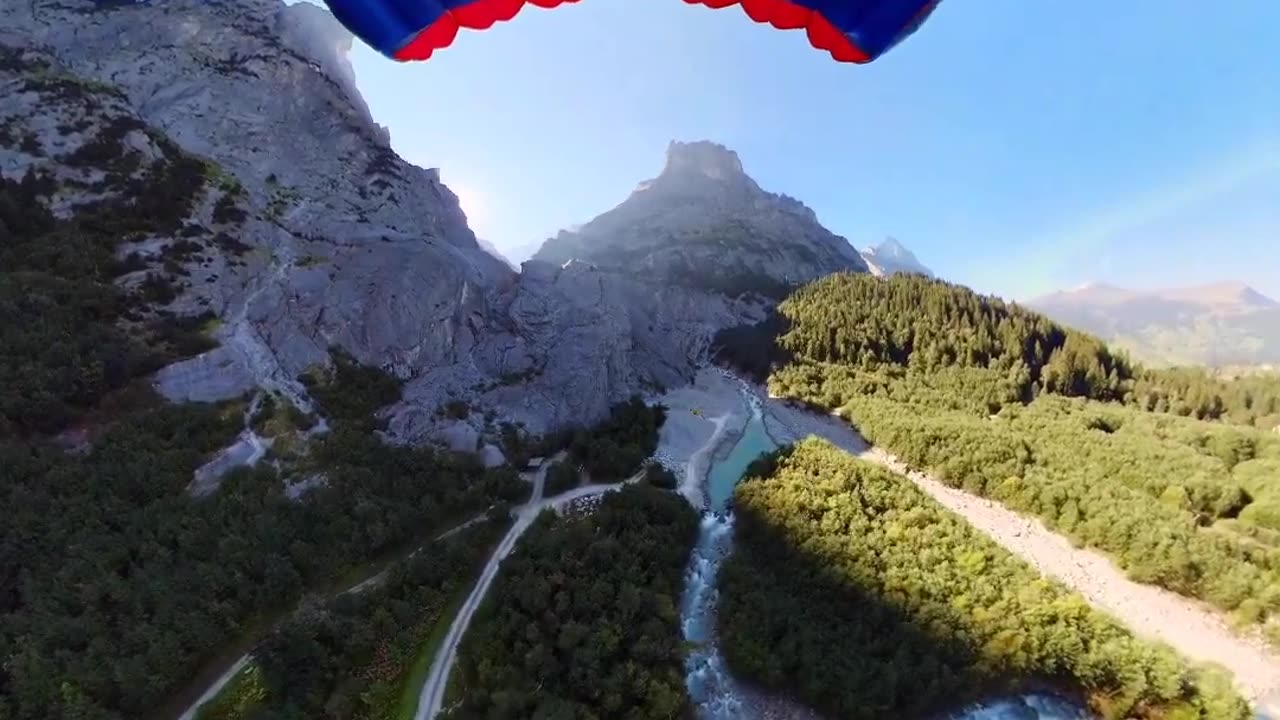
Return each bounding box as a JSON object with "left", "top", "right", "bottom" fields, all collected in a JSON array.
[
  {"left": 774, "top": 272, "right": 1133, "bottom": 402},
  {"left": 447, "top": 485, "right": 697, "bottom": 719},
  {"left": 756, "top": 272, "right": 1280, "bottom": 632},
  {"left": 719, "top": 440, "right": 1251, "bottom": 720}
]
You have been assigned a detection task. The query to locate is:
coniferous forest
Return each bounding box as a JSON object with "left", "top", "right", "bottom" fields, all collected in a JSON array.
[
  {"left": 446, "top": 485, "right": 699, "bottom": 719},
  {"left": 719, "top": 440, "right": 1250, "bottom": 720},
  {"left": 752, "top": 274, "right": 1280, "bottom": 637},
  {"left": 195, "top": 517, "right": 511, "bottom": 720}
]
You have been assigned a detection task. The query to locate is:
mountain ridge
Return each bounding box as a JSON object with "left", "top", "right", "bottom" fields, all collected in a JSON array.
[
  {"left": 534, "top": 140, "right": 869, "bottom": 298},
  {"left": 1032, "top": 281, "right": 1276, "bottom": 310},
  {"left": 1027, "top": 281, "right": 1280, "bottom": 367}
]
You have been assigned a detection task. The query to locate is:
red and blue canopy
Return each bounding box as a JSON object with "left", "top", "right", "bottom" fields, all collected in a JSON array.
[{"left": 324, "top": 0, "right": 941, "bottom": 64}]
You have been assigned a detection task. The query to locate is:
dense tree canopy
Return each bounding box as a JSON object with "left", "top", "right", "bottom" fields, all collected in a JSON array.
[
  {"left": 501, "top": 396, "right": 667, "bottom": 484},
  {"left": 775, "top": 273, "right": 1134, "bottom": 402},
  {"left": 711, "top": 310, "right": 793, "bottom": 383},
  {"left": 0, "top": 361, "right": 524, "bottom": 720},
  {"left": 197, "top": 517, "right": 510, "bottom": 720},
  {"left": 1132, "top": 367, "right": 1280, "bottom": 430},
  {"left": 770, "top": 352, "right": 1280, "bottom": 634},
  {"left": 544, "top": 458, "right": 581, "bottom": 496},
  {"left": 734, "top": 272, "right": 1280, "bottom": 432},
  {"left": 719, "top": 440, "right": 1250, "bottom": 720},
  {"left": 525, "top": 396, "right": 668, "bottom": 482},
  {"left": 0, "top": 152, "right": 216, "bottom": 436},
  {"left": 447, "top": 485, "right": 698, "bottom": 719}
]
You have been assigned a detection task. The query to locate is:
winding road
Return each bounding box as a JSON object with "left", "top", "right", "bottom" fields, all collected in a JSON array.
[
  {"left": 413, "top": 440, "right": 720, "bottom": 719},
  {"left": 175, "top": 513, "right": 494, "bottom": 720}
]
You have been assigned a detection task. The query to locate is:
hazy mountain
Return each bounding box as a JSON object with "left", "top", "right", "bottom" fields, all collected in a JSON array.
[
  {"left": 535, "top": 140, "right": 868, "bottom": 299},
  {"left": 1027, "top": 282, "right": 1280, "bottom": 367},
  {"left": 476, "top": 237, "right": 518, "bottom": 271},
  {"left": 859, "top": 237, "right": 934, "bottom": 278}
]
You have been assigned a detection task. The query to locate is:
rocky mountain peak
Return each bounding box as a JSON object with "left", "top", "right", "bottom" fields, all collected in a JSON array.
[
  {"left": 275, "top": 0, "right": 390, "bottom": 145},
  {"left": 860, "top": 237, "right": 933, "bottom": 278},
  {"left": 661, "top": 140, "right": 746, "bottom": 182},
  {"left": 535, "top": 139, "right": 866, "bottom": 296},
  {"left": 873, "top": 237, "right": 910, "bottom": 258}
]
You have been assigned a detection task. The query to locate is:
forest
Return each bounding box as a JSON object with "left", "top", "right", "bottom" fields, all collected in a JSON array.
[
  {"left": 718, "top": 439, "right": 1251, "bottom": 720},
  {"left": 775, "top": 272, "right": 1136, "bottom": 402},
  {"left": 1131, "top": 367, "right": 1280, "bottom": 430},
  {"left": 0, "top": 140, "right": 218, "bottom": 437},
  {"left": 195, "top": 516, "right": 510, "bottom": 720},
  {"left": 779, "top": 366, "right": 1280, "bottom": 635},
  {"left": 0, "top": 346, "right": 525, "bottom": 720},
  {"left": 446, "top": 485, "right": 698, "bottom": 719},
  {"left": 719, "top": 273, "right": 1280, "bottom": 428},
  {"left": 760, "top": 273, "right": 1280, "bottom": 634},
  {"left": 521, "top": 395, "right": 668, "bottom": 483}
]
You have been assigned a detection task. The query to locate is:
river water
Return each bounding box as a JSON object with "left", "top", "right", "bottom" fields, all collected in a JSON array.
[{"left": 677, "top": 390, "right": 1093, "bottom": 720}]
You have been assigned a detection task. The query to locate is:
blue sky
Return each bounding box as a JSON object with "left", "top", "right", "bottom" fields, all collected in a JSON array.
[{"left": 320, "top": 0, "right": 1278, "bottom": 300}]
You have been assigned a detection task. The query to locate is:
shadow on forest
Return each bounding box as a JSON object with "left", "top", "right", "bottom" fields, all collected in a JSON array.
[{"left": 719, "top": 496, "right": 1088, "bottom": 720}]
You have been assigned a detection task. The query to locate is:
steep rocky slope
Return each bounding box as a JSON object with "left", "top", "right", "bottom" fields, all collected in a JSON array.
[
  {"left": 1028, "top": 282, "right": 1280, "bottom": 367},
  {"left": 392, "top": 141, "right": 878, "bottom": 442},
  {"left": 2, "top": 0, "right": 510, "bottom": 414},
  {"left": 1, "top": 0, "right": 863, "bottom": 453},
  {"left": 387, "top": 258, "right": 766, "bottom": 442},
  {"left": 535, "top": 140, "right": 868, "bottom": 298}
]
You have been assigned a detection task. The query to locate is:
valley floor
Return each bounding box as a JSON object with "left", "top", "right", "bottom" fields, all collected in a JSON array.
[
  {"left": 755, "top": 381, "right": 1280, "bottom": 713},
  {"left": 188, "top": 368, "right": 1280, "bottom": 720}
]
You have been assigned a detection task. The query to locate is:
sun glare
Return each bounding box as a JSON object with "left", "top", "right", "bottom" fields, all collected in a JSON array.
[{"left": 450, "top": 184, "right": 481, "bottom": 221}]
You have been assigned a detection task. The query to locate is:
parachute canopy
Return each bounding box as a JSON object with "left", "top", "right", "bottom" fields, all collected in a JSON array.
[{"left": 324, "top": 0, "right": 941, "bottom": 64}]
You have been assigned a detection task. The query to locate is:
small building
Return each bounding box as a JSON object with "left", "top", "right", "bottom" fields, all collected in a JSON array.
[{"left": 525, "top": 456, "right": 545, "bottom": 471}]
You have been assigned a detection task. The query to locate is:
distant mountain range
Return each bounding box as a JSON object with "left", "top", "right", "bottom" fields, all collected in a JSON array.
[{"left": 1026, "top": 282, "right": 1280, "bottom": 367}]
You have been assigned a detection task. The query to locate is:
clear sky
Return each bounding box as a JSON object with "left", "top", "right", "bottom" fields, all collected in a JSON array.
[{"left": 315, "top": 0, "right": 1279, "bottom": 300}]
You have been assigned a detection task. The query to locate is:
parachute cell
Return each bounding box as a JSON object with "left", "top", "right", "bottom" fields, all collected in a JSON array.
[{"left": 324, "top": 0, "right": 941, "bottom": 64}]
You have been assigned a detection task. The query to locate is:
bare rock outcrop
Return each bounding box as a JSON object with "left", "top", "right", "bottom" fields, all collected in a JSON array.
[
  {"left": 1, "top": 0, "right": 511, "bottom": 410},
  {"left": 388, "top": 259, "right": 768, "bottom": 440}
]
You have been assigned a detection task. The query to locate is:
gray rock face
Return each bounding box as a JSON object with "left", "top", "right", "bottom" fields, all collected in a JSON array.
[
  {"left": 154, "top": 347, "right": 257, "bottom": 404},
  {"left": 535, "top": 140, "right": 869, "bottom": 295},
  {"left": 440, "top": 420, "right": 481, "bottom": 453},
  {"left": 859, "top": 237, "right": 934, "bottom": 278},
  {"left": 387, "top": 259, "right": 767, "bottom": 440},
  {"left": 2, "top": 2, "right": 853, "bottom": 454},
  {"left": 1, "top": 0, "right": 512, "bottom": 401}
]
